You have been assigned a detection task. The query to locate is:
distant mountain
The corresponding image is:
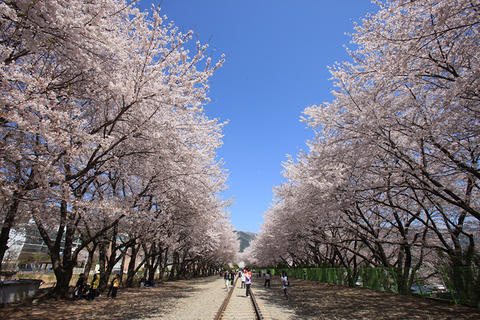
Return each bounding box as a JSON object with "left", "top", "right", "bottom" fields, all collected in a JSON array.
[{"left": 235, "top": 230, "right": 256, "bottom": 252}]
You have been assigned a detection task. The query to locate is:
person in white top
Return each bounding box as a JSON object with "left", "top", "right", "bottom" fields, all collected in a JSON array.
[
  {"left": 281, "top": 271, "right": 289, "bottom": 299},
  {"left": 241, "top": 270, "right": 246, "bottom": 288},
  {"left": 224, "top": 270, "right": 230, "bottom": 290}
]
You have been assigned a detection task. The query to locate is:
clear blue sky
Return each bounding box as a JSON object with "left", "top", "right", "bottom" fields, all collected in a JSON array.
[{"left": 138, "top": 1, "right": 378, "bottom": 233}]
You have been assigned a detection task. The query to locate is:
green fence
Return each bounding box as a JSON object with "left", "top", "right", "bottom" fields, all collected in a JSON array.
[{"left": 259, "top": 265, "right": 479, "bottom": 308}]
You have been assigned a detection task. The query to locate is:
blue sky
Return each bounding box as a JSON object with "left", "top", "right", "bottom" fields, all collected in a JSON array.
[{"left": 138, "top": 1, "right": 378, "bottom": 233}]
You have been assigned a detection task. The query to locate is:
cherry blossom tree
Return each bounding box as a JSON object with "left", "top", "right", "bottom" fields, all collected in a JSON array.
[
  {"left": 305, "top": 0, "right": 480, "bottom": 297},
  {"left": 0, "top": 0, "right": 236, "bottom": 298},
  {"left": 254, "top": 0, "right": 479, "bottom": 302}
]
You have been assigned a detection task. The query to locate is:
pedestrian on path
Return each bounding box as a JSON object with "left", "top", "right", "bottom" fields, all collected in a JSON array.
[
  {"left": 241, "top": 269, "right": 246, "bottom": 288},
  {"left": 224, "top": 270, "right": 230, "bottom": 290},
  {"left": 230, "top": 270, "right": 235, "bottom": 286},
  {"left": 264, "top": 270, "right": 271, "bottom": 288},
  {"left": 245, "top": 269, "right": 252, "bottom": 296},
  {"left": 281, "top": 271, "right": 289, "bottom": 299},
  {"left": 107, "top": 274, "right": 121, "bottom": 298}
]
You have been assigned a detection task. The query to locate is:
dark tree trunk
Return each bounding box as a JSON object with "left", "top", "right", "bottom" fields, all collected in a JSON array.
[
  {"left": 146, "top": 251, "right": 162, "bottom": 283},
  {"left": 159, "top": 246, "right": 169, "bottom": 280},
  {"left": 33, "top": 201, "right": 80, "bottom": 298},
  {"left": 99, "top": 226, "right": 120, "bottom": 292},
  {"left": 126, "top": 243, "right": 139, "bottom": 287},
  {"left": 0, "top": 198, "right": 19, "bottom": 273},
  {"left": 146, "top": 249, "right": 162, "bottom": 284},
  {"left": 169, "top": 251, "right": 179, "bottom": 280},
  {"left": 119, "top": 252, "right": 126, "bottom": 281},
  {"left": 125, "top": 243, "right": 147, "bottom": 288},
  {"left": 97, "top": 238, "right": 109, "bottom": 292},
  {"left": 83, "top": 242, "right": 97, "bottom": 278},
  {"left": 52, "top": 261, "right": 74, "bottom": 298},
  {"left": 100, "top": 234, "right": 129, "bottom": 291},
  {"left": 447, "top": 234, "right": 479, "bottom": 307}
]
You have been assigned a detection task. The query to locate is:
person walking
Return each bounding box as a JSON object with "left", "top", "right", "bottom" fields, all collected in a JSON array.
[
  {"left": 241, "top": 269, "right": 246, "bottom": 288},
  {"left": 230, "top": 270, "right": 235, "bottom": 287},
  {"left": 107, "top": 274, "right": 121, "bottom": 298},
  {"left": 264, "top": 270, "right": 271, "bottom": 288},
  {"left": 281, "top": 271, "right": 289, "bottom": 299},
  {"left": 245, "top": 269, "right": 252, "bottom": 297},
  {"left": 87, "top": 274, "right": 100, "bottom": 301},
  {"left": 224, "top": 270, "right": 230, "bottom": 290}
]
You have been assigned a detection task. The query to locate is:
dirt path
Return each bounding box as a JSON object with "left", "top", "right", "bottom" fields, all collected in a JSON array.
[
  {"left": 139, "top": 277, "right": 226, "bottom": 320},
  {"left": 251, "top": 279, "right": 295, "bottom": 319},
  {"left": 3, "top": 278, "right": 217, "bottom": 320},
  {"left": 3, "top": 275, "right": 480, "bottom": 319},
  {"left": 253, "top": 276, "right": 480, "bottom": 319}
]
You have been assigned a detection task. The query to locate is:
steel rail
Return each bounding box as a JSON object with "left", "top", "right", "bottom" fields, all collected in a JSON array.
[
  {"left": 214, "top": 277, "right": 238, "bottom": 320},
  {"left": 249, "top": 288, "right": 264, "bottom": 320},
  {"left": 214, "top": 276, "right": 263, "bottom": 320}
]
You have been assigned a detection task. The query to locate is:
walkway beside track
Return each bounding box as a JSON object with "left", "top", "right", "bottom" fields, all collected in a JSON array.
[{"left": 250, "top": 280, "right": 296, "bottom": 320}]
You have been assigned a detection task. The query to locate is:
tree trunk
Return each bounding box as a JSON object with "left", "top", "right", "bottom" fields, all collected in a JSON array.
[
  {"left": 52, "top": 261, "right": 74, "bottom": 298},
  {"left": 146, "top": 255, "right": 160, "bottom": 283},
  {"left": 119, "top": 252, "right": 126, "bottom": 281},
  {"left": 99, "top": 225, "right": 122, "bottom": 292},
  {"left": 97, "top": 238, "right": 109, "bottom": 292},
  {"left": 146, "top": 250, "right": 161, "bottom": 284},
  {"left": 447, "top": 234, "right": 479, "bottom": 307},
  {"left": 159, "top": 246, "right": 169, "bottom": 281},
  {"left": 126, "top": 243, "right": 139, "bottom": 287},
  {"left": 0, "top": 198, "right": 19, "bottom": 273},
  {"left": 83, "top": 242, "right": 97, "bottom": 277},
  {"left": 169, "top": 251, "right": 179, "bottom": 280},
  {"left": 101, "top": 237, "right": 129, "bottom": 291},
  {"left": 33, "top": 201, "right": 79, "bottom": 298}
]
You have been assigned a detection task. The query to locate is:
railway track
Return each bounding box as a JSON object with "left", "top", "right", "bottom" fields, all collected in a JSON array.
[{"left": 214, "top": 277, "right": 263, "bottom": 320}]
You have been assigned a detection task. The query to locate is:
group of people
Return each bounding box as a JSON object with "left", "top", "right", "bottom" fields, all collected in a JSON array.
[
  {"left": 263, "top": 270, "right": 289, "bottom": 299},
  {"left": 222, "top": 268, "right": 253, "bottom": 296},
  {"left": 223, "top": 269, "right": 235, "bottom": 290},
  {"left": 221, "top": 269, "right": 289, "bottom": 299},
  {"left": 241, "top": 269, "right": 253, "bottom": 296},
  {"left": 73, "top": 273, "right": 122, "bottom": 300}
]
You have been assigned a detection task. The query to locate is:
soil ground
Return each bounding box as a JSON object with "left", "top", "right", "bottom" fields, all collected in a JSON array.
[
  {"left": 252, "top": 276, "right": 480, "bottom": 319},
  {"left": 2, "top": 275, "right": 480, "bottom": 319}
]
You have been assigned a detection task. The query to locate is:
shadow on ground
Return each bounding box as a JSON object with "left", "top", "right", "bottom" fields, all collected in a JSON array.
[
  {"left": 5, "top": 276, "right": 480, "bottom": 320},
  {"left": 252, "top": 276, "right": 480, "bottom": 320},
  {"left": 2, "top": 277, "right": 213, "bottom": 320}
]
